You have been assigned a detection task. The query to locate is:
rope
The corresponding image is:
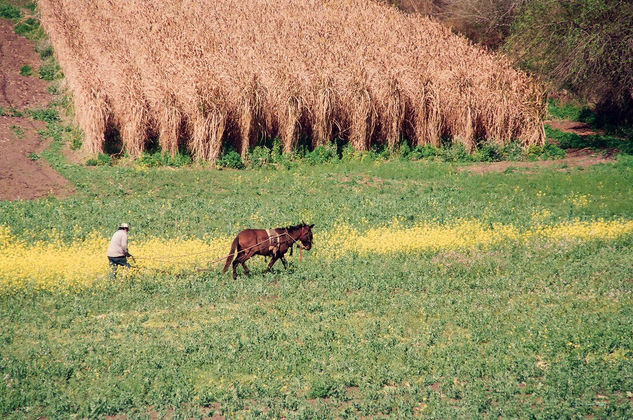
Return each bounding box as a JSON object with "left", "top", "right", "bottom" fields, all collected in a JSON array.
[{"left": 131, "top": 231, "right": 302, "bottom": 270}]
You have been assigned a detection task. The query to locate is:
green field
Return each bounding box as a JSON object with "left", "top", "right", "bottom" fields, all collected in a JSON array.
[{"left": 2, "top": 134, "right": 633, "bottom": 417}]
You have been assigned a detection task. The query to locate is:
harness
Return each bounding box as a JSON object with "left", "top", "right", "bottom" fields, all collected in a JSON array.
[
  {"left": 265, "top": 227, "right": 305, "bottom": 258},
  {"left": 266, "top": 228, "right": 286, "bottom": 256}
]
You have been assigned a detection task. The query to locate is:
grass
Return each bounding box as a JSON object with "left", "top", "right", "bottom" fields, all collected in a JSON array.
[
  {"left": 2, "top": 3, "right": 633, "bottom": 416},
  {"left": 1, "top": 108, "right": 633, "bottom": 417},
  {"left": 546, "top": 99, "right": 633, "bottom": 154}
]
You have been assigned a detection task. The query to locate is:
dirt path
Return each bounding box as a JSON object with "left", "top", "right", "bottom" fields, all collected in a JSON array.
[
  {"left": 459, "top": 148, "right": 614, "bottom": 175},
  {"left": 461, "top": 119, "right": 615, "bottom": 174},
  {"left": 0, "top": 19, "right": 74, "bottom": 201}
]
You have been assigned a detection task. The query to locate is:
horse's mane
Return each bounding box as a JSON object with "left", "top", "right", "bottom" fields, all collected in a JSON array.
[{"left": 283, "top": 222, "right": 309, "bottom": 231}]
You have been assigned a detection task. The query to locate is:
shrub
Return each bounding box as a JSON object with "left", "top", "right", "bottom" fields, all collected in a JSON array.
[
  {"left": 0, "top": 4, "right": 21, "bottom": 19},
  {"left": 86, "top": 154, "right": 112, "bottom": 166},
  {"left": 38, "top": 45, "right": 54, "bottom": 60},
  {"left": 14, "top": 18, "right": 39, "bottom": 36},
  {"left": 305, "top": 144, "right": 337, "bottom": 165},
  {"left": 20, "top": 65, "right": 32, "bottom": 76},
  {"left": 27, "top": 108, "right": 59, "bottom": 123},
  {"left": 217, "top": 148, "right": 244, "bottom": 169},
  {"left": 441, "top": 143, "right": 470, "bottom": 162},
  {"left": 411, "top": 144, "right": 440, "bottom": 159},
  {"left": 501, "top": 141, "right": 524, "bottom": 161},
  {"left": 397, "top": 141, "right": 411, "bottom": 159},
  {"left": 250, "top": 146, "right": 271, "bottom": 168},
  {"left": 137, "top": 151, "right": 192, "bottom": 167},
  {"left": 543, "top": 143, "right": 565, "bottom": 159},
  {"left": 340, "top": 144, "right": 357, "bottom": 162},
  {"left": 477, "top": 142, "right": 503, "bottom": 162},
  {"left": 507, "top": 0, "right": 633, "bottom": 124},
  {"left": 270, "top": 138, "right": 283, "bottom": 164},
  {"left": 38, "top": 62, "right": 61, "bottom": 81}
]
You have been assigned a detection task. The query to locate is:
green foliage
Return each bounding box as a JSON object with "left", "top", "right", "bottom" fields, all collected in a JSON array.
[
  {"left": 270, "top": 137, "right": 283, "bottom": 163},
  {"left": 340, "top": 144, "right": 359, "bottom": 162},
  {"left": 37, "top": 45, "right": 54, "bottom": 60},
  {"left": 410, "top": 144, "right": 440, "bottom": 159},
  {"left": 8, "top": 107, "right": 23, "bottom": 117},
  {"left": 69, "top": 128, "right": 83, "bottom": 151},
  {"left": 27, "top": 107, "right": 59, "bottom": 123},
  {"left": 216, "top": 148, "right": 244, "bottom": 169},
  {"left": 547, "top": 99, "right": 595, "bottom": 123},
  {"left": 19, "top": 64, "right": 32, "bottom": 76},
  {"left": 27, "top": 152, "right": 39, "bottom": 161},
  {"left": 475, "top": 142, "right": 503, "bottom": 162},
  {"left": 545, "top": 125, "right": 633, "bottom": 155},
  {"left": 85, "top": 153, "right": 112, "bottom": 166},
  {"left": 2, "top": 104, "right": 633, "bottom": 417},
  {"left": 397, "top": 141, "right": 411, "bottom": 159},
  {"left": 10, "top": 125, "right": 24, "bottom": 139},
  {"left": 507, "top": 0, "right": 633, "bottom": 124},
  {"left": 441, "top": 143, "right": 470, "bottom": 162},
  {"left": 137, "top": 151, "right": 192, "bottom": 168},
  {"left": 305, "top": 143, "right": 337, "bottom": 165},
  {"left": 249, "top": 145, "right": 271, "bottom": 168},
  {"left": 501, "top": 141, "right": 524, "bottom": 161},
  {"left": 38, "top": 62, "right": 62, "bottom": 81},
  {"left": 0, "top": 4, "right": 21, "bottom": 19},
  {"left": 14, "top": 17, "right": 39, "bottom": 36}
]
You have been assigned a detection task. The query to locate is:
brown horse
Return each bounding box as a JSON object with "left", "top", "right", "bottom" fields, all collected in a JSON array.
[{"left": 223, "top": 223, "right": 314, "bottom": 279}]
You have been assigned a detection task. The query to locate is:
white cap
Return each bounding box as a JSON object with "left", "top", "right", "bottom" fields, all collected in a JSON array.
[{"left": 119, "top": 223, "right": 129, "bottom": 229}]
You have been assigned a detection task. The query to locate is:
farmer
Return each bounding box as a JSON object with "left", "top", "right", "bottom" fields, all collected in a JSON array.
[{"left": 107, "top": 222, "right": 132, "bottom": 277}]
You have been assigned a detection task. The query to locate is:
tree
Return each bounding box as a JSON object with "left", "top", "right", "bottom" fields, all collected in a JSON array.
[{"left": 506, "top": 0, "right": 633, "bottom": 124}]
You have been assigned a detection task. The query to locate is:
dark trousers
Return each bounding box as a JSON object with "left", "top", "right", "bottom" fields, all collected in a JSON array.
[{"left": 108, "top": 256, "right": 129, "bottom": 277}]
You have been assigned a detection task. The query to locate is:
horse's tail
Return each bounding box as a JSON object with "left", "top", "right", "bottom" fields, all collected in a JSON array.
[{"left": 222, "top": 237, "right": 239, "bottom": 273}]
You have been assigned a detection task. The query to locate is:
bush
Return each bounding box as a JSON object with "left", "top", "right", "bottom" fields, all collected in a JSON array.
[
  {"left": 543, "top": 143, "right": 565, "bottom": 159},
  {"left": 14, "top": 18, "right": 39, "bottom": 36},
  {"left": 137, "top": 151, "right": 191, "bottom": 167},
  {"left": 38, "top": 45, "right": 54, "bottom": 60},
  {"left": 305, "top": 144, "right": 337, "bottom": 165},
  {"left": 397, "top": 141, "right": 412, "bottom": 159},
  {"left": 501, "top": 141, "right": 524, "bottom": 161},
  {"left": 0, "top": 4, "right": 21, "bottom": 19},
  {"left": 270, "top": 138, "right": 283, "bottom": 163},
  {"left": 250, "top": 146, "right": 271, "bottom": 168},
  {"left": 441, "top": 143, "right": 470, "bottom": 162},
  {"left": 507, "top": 0, "right": 633, "bottom": 124},
  {"left": 217, "top": 148, "right": 244, "bottom": 169},
  {"left": 477, "top": 142, "right": 503, "bottom": 162},
  {"left": 410, "top": 144, "right": 440, "bottom": 159},
  {"left": 86, "top": 153, "right": 112, "bottom": 166},
  {"left": 19, "top": 65, "right": 32, "bottom": 76},
  {"left": 340, "top": 144, "right": 359, "bottom": 162},
  {"left": 27, "top": 108, "right": 59, "bottom": 123},
  {"left": 38, "top": 62, "right": 62, "bottom": 81}
]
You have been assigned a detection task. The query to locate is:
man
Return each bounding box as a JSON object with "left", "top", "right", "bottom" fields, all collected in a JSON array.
[{"left": 107, "top": 222, "right": 132, "bottom": 277}]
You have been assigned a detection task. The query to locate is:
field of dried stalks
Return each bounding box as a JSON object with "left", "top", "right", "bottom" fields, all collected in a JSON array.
[{"left": 39, "top": 0, "right": 546, "bottom": 161}]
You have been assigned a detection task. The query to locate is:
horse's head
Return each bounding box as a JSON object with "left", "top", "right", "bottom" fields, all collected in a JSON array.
[{"left": 298, "top": 223, "right": 314, "bottom": 250}]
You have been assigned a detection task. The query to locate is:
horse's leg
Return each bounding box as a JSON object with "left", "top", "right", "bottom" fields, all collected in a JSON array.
[
  {"left": 232, "top": 258, "right": 240, "bottom": 280},
  {"left": 241, "top": 259, "right": 250, "bottom": 276},
  {"left": 264, "top": 255, "right": 278, "bottom": 273},
  {"left": 237, "top": 248, "right": 257, "bottom": 277},
  {"left": 280, "top": 256, "right": 288, "bottom": 270}
]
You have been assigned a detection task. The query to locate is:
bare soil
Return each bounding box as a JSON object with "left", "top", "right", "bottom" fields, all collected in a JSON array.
[
  {"left": 461, "top": 148, "right": 614, "bottom": 175},
  {"left": 0, "top": 19, "right": 74, "bottom": 201},
  {"left": 544, "top": 119, "right": 602, "bottom": 136},
  {"left": 461, "top": 120, "right": 615, "bottom": 175}
]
